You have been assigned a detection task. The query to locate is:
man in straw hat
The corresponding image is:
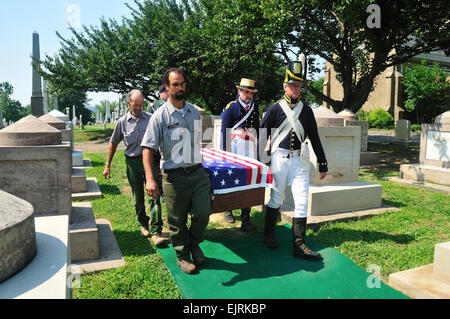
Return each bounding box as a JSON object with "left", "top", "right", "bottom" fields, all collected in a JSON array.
[
  {"left": 220, "top": 78, "right": 260, "bottom": 231},
  {"left": 260, "top": 61, "right": 328, "bottom": 260}
]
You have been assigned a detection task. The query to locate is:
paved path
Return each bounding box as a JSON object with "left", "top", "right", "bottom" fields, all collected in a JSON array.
[{"left": 74, "top": 140, "right": 126, "bottom": 153}]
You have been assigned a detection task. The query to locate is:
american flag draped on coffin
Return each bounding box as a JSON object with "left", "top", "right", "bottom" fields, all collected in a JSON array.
[{"left": 200, "top": 148, "right": 274, "bottom": 213}]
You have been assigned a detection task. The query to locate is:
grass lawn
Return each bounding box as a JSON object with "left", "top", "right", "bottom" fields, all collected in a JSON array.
[
  {"left": 73, "top": 142, "right": 449, "bottom": 299},
  {"left": 73, "top": 124, "right": 116, "bottom": 143}
]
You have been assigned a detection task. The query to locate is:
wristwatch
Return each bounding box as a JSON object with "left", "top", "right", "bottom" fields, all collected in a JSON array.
[{"left": 105, "top": 161, "right": 110, "bottom": 166}]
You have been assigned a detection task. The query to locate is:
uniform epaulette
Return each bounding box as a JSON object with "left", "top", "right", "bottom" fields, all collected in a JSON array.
[{"left": 225, "top": 101, "right": 234, "bottom": 110}]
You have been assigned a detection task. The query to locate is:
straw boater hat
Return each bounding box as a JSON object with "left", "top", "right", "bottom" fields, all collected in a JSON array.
[
  {"left": 284, "top": 60, "right": 304, "bottom": 84},
  {"left": 236, "top": 78, "right": 258, "bottom": 93}
]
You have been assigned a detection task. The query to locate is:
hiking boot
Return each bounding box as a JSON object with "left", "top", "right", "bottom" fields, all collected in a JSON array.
[
  {"left": 177, "top": 257, "right": 197, "bottom": 274},
  {"left": 152, "top": 233, "right": 169, "bottom": 248},
  {"left": 292, "top": 217, "right": 322, "bottom": 261},
  {"left": 240, "top": 208, "right": 257, "bottom": 232},
  {"left": 263, "top": 206, "right": 279, "bottom": 249},
  {"left": 140, "top": 225, "right": 150, "bottom": 238},
  {"left": 191, "top": 243, "right": 206, "bottom": 266}
]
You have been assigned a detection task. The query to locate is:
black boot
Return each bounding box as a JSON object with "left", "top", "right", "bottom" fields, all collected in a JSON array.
[
  {"left": 240, "top": 208, "right": 257, "bottom": 232},
  {"left": 263, "top": 206, "right": 279, "bottom": 249},
  {"left": 292, "top": 218, "right": 322, "bottom": 260}
]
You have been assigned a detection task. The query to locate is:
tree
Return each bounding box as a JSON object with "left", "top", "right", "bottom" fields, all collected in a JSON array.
[
  {"left": 0, "top": 82, "right": 29, "bottom": 122},
  {"left": 39, "top": 0, "right": 284, "bottom": 114},
  {"left": 402, "top": 59, "right": 449, "bottom": 124},
  {"left": 260, "top": 0, "right": 450, "bottom": 113}
]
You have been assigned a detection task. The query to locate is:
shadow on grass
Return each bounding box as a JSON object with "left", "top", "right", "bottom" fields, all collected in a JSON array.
[
  {"left": 312, "top": 228, "right": 415, "bottom": 247},
  {"left": 201, "top": 226, "right": 324, "bottom": 287},
  {"left": 113, "top": 229, "right": 158, "bottom": 257},
  {"left": 382, "top": 198, "right": 406, "bottom": 208},
  {"left": 98, "top": 184, "right": 122, "bottom": 195}
]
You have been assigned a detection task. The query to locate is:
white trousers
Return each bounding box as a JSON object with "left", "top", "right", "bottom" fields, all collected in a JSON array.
[
  {"left": 231, "top": 137, "right": 257, "bottom": 159},
  {"left": 267, "top": 148, "right": 310, "bottom": 218}
]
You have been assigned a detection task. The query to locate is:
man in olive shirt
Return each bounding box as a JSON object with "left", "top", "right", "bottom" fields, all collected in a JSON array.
[
  {"left": 103, "top": 89, "right": 167, "bottom": 248},
  {"left": 141, "top": 68, "right": 211, "bottom": 274}
]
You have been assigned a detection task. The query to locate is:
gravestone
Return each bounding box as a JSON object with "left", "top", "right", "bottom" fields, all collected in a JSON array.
[
  {"left": 0, "top": 115, "right": 71, "bottom": 216},
  {"left": 395, "top": 119, "right": 411, "bottom": 141},
  {"left": 389, "top": 241, "right": 450, "bottom": 298},
  {"left": 30, "top": 31, "right": 43, "bottom": 117},
  {"left": 0, "top": 190, "right": 36, "bottom": 283},
  {"left": 43, "top": 80, "right": 49, "bottom": 114},
  {"left": 338, "top": 108, "right": 358, "bottom": 121},
  {"left": 399, "top": 114, "right": 450, "bottom": 186},
  {"left": 39, "top": 113, "right": 73, "bottom": 150},
  {"left": 53, "top": 95, "right": 59, "bottom": 111},
  {"left": 106, "top": 101, "right": 111, "bottom": 123},
  {"left": 282, "top": 107, "right": 383, "bottom": 216},
  {"left": 435, "top": 111, "right": 450, "bottom": 125}
]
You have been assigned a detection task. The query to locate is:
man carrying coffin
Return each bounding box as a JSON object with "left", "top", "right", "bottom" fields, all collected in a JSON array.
[
  {"left": 260, "top": 61, "right": 328, "bottom": 260},
  {"left": 220, "top": 78, "right": 260, "bottom": 232}
]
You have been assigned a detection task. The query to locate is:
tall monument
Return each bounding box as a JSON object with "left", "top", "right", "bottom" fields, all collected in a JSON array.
[{"left": 30, "top": 31, "right": 44, "bottom": 117}]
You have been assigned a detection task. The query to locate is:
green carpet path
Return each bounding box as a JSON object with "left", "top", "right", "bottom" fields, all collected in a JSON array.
[{"left": 157, "top": 224, "right": 409, "bottom": 299}]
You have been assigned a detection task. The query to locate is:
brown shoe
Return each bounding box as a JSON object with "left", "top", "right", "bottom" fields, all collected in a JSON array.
[
  {"left": 177, "top": 258, "right": 197, "bottom": 274},
  {"left": 140, "top": 225, "right": 150, "bottom": 238},
  {"left": 152, "top": 233, "right": 169, "bottom": 248},
  {"left": 191, "top": 244, "right": 206, "bottom": 265}
]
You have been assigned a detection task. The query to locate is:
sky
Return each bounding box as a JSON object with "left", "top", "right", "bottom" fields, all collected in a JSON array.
[{"left": 0, "top": 0, "right": 134, "bottom": 107}]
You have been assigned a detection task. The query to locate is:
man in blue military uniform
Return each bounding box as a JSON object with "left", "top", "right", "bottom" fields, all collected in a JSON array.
[
  {"left": 220, "top": 78, "right": 260, "bottom": 231},
  {"left": 260, "top": 61, "right": 328, "bottom": 260}
]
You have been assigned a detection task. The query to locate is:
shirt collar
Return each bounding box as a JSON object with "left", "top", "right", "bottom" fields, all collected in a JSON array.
[
  {"left": 238, "top": 97, "right": 253, "bottom": 109},
  {"left": 167, "top": 100, "right": 192, "bottom": 115},
  {"left": 126, "top": 111, "right": 149, "bottom": 121}
]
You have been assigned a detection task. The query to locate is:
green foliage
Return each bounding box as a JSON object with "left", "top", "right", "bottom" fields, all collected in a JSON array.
[
  {"left": 356, "top": 109, "right": 370, "bottom": 121},
  {"left": 367, "top": 108, "right": 394, "bottom": 129},
  {"left": 0, "top": 82, "right": 29, "bottom": 122},
  {"left": 402, "top": 59, "right": 449, "bottom": 124},
  {"left": 39, "top": 0, "right": 450, "bottom": 116},
  {"left": 260, "top": 0, "right": 450, "bottom": 113}
]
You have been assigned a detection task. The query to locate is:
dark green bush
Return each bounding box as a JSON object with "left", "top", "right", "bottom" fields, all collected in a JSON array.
[{"left": 367, "top": 108, "right": 394, "bottom": 129}]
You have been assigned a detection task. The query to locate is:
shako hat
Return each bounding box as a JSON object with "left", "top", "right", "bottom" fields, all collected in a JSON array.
[
  {"left": 284, "top": 60, "right": 304, "bottom": 84},
  {"left": 236, "top": 78, "right": 258, "bottom": 93}
]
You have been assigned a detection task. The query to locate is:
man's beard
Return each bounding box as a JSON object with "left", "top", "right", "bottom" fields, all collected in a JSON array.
[
  {"left": 131, "top": 109, "right": 142, "bottom": 117},
  {"left": 173, "top": 90, "right": 185, "bottom": 100}
]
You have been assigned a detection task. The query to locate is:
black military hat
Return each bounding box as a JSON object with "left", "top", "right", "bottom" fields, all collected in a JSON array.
[{"left": 284, "top": 60, "right": 304, "bottom": 84}]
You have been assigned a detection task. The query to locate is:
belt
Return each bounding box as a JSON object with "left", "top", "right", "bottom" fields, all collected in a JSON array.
[
  {"left": 277, "top": 148, "right": 301, "bottom": 158},
  {"left": 125, "top": 154, "right": 142, "bottom": 160},
  {"left": 164, "top": 164, "right": 203, "bottom": 174}
]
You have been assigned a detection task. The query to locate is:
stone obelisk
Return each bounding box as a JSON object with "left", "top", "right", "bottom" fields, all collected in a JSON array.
[{"left": 31, "top": 31, "right": 44, "bottom": 117}]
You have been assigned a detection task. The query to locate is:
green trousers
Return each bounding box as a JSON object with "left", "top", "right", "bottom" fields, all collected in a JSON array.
[
  {"left": 125, "top": 156, "right": 163, "bottom": 235},
  {"left": 162, "top": 166, "right": 211, "bottom": 260}
]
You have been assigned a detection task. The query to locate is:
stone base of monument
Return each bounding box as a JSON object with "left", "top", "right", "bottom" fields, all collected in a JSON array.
[
  {"left": 389, "top": 242, "right": 450, "bottom": 299},
  {"left": 386, "top": 176, "right": 450, "bottom": 194},
  {"left": 71, "top": 177, "right": 102, "bottom": 200},
  {"left": 0, "top": 215, "right": 71, "bottom": 299},
  {"left": 70, "top": 202, "right": 99, "bottom": 262},
  {"left": 72, "top": 218, "right": 126, "bottom": 274},
  {"left": 71, "top": 168, "right": 87, "bottom": 193},
  {"left": 399, "top": 164, "right": 450, "bottom": 186},
  {"left": 281, "top": 181, "right": 382, "bottom": 216}
]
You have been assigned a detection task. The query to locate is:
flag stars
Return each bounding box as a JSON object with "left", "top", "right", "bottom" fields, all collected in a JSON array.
[
  {"left": 234, "top": 178, "right": 240, "bottom": 185},
  {"left": 220, "top": 179, "right": 226, "bottom": 186},
  {"left": 213, "top": 170, "right": 219, "bottom": 177},
  {"left": 227, "top": 169, "right": 234, "bottom": 176}
]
